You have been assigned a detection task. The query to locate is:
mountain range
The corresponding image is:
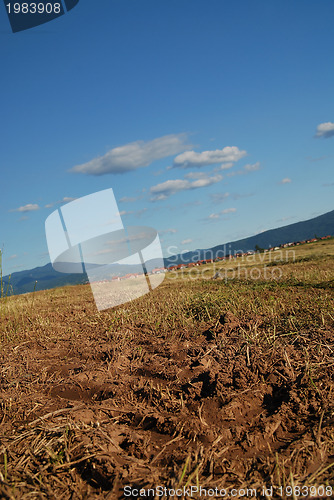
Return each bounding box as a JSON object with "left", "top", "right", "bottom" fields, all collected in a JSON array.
[
  {"left": 2, "top": 208, "right": 333, "bottom": 296},
  {"left": 165, "top": 208, "right": 334, "bottom": 266}
]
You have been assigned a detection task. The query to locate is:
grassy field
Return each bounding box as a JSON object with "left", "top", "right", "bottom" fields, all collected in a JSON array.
[{"left": 0, "top": 239, "right": 333, "bottom": 499}]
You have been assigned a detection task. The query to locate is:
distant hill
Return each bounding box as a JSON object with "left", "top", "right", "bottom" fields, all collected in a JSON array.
[
  {"left": 2, "top": 208, "right": 333, "bottom": 296},
  {"left": 1, "top": 263, "right": 89, "bottom": 296},
  {"left": 164, "top": 208, "right": 334, "bottom": 265},
  {"left": 1, "top": 260, "right": 163, "bottom": 296}
]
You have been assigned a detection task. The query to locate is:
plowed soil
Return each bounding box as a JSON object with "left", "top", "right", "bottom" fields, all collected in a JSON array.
[{"left": 1, "top": 259, "right": 334, "bottom": 498}]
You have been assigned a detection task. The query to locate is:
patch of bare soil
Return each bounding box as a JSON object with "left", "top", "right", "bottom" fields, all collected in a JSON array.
[{"left": 0, "top": 303, "right": 334, "bottom": 499}]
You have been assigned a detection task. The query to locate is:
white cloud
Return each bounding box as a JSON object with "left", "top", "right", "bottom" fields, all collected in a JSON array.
[
  {"left": 184, "top": 171, "right": 212, "bottom": 179},
  {"left": 159, "top": 228, "right": 177, "bottom": 235},
  {"left": 10, "top": 204, "right": 40, "bottom": 213},
  {"left": 70, "top": 134, "right": 192, "bottom": 175},
  {"left": 181, "top": 238, "right": 192, "bottom": 245},
  {"left": 244, "top": 161, "right": 260, "bottom": 172},
  {"left": 119, "top": 208, "right": 147, "bottom": 217},
  {"left": 210, "top": 192, "right": 230, "bottom": 203},
  {"left": 280, "top": 178, "right": 292, "bottom": 184},
  {"left": 227, "top": 161, "right": 261, "bottom": 177},
  {"left": 45, "top": 196, "right": 76, "bottom": 209},
  {"left": 214, "top": 162, "right": 234, "bottom": 172},
  {"left": 315, "top": 122, "right": 334, "bottom": 139},
  {"left": 8, "top": 254, "right": 17, "bottom": 260},
  {"left": 206, "top": 207, "right": 237, "bottom": 221},
  {"left": 173, "top": 146, "right": 246, "bottom": 169},
  {"left": 119, "top": 196, "right": 140, "bottom": 203},
  {"left": 221, "top": 208, "right": 237, "bottom": 214},
  {"left": 150, "top": 174, "right": 223, "bottom": 201}
]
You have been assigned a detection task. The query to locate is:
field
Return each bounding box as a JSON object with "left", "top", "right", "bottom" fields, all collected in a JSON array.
[{"left": 0, "top": 240, "right": 334, "bottom": 499}]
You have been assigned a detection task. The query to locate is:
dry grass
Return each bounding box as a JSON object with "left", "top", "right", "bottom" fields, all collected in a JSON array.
[{"left": 0, "top": 239, "right": 333, "bottom": 498}]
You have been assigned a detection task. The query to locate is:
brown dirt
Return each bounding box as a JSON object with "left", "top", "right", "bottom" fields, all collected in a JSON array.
[{"left": 0, "top": 282, "right": 334, "bottom": 499}]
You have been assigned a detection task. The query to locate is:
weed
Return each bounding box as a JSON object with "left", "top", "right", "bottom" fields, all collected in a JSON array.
[{"left": 0, "top": 249, "right": 12, "bottom": 302}]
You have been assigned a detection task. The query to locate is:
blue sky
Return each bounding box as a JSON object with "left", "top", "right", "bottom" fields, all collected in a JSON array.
[{"left": 1, "top": 0, "right": 333, "bottom": 275}]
